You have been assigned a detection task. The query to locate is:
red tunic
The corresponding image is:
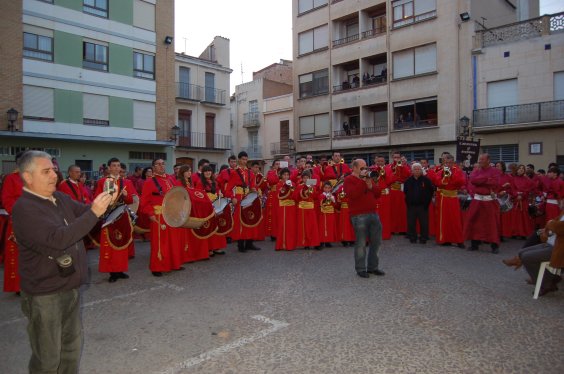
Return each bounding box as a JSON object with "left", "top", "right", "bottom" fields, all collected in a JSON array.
[
  {"left": 224, "top": 167, "right": 261, "bottom": 241},
  {"left": 317, "top": 192, "right": 337, "bottom": 243},
  {"left": 385, "top": 162, "right": 411, "bottom": 233},
  {"left": 58, "top": 179, "right": 91, "bottom": 203},
  {"left": 498, "top": 173, "right": 514, "bottom": 238},
  {"left": 335, "top": 187, "right": 355, "bottom": 242},
  {"left": 265, "top": 169, "right": 280, "bottom": 238},
  {"left": 509, "top": 175, "right": 535, "bottom": 237},
  {"left": 1, "top": 172, "right": 23, "bottom": 292},
  {"left": 374, "top": 168, "right": 393, "bottom": 240},
  {"left": 193, "top": 178, "right": 227, "bottom": 252},
  {"left": 429, "top": 166, "right": 466, "bottom": 244},
  {"left": 181, "top": 186, "right": 212, "bottom": 263},
  {"left": 275, "top": 181, "right": 297, "bottom": 251},
  {"left": 94, "top": 177, "right": 137, "bottom": 273},
  {"left": 463, "top": 166, "right": 501, "bottom": 244},
  {"left": 140, "top": 174, "right": 183, "bottom": 272},
  {"left": 544, "top": 178, "right": 564, "bottom": 223},
  {"left": 294, "top": 184, "right": 320, "bottom": 247},
  {"left": 322, "top": 163, "right": 351, "bottom": 184}
]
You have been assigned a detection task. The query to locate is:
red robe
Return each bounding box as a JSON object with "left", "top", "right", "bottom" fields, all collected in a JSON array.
[
  {"left": 193, "top": 177, "right": 227, "bottom": 252},
  {"left": 58, "top": 179, "right": 91, "bottom": 203},
  {"left": 294, "top": 184, "right": 321, "bottom": 247},
  {"left": 318, "top": 192, "right": 337, "bottom": 243},
  {"left": 509, "top": 175, "right": 535, "bottom": 237},
  {"left": 94, "top": 177, "right": 137, "bottom": 273},
  {"left": 374, "top": 168, "right": 393, "bottom": 240},
  {"left": 265, "top": 169, "right": 280, "bottom": 238},
  {"left": 385, "top": 162, "right": 411, "bottom": 233},
  {"left": 275, "top": 181, "right": 297, "bottom": 251},
  {"left": 463, "top": 166, "right": 501, "bottom": 244},
  {"left": 223, "top": 167, "right": 261, "bottom": 241},
  {"left": 335, "top": 186, "right": 355, "bottom": 242},
  {"left": 140, "top": 174, "right": 183, "bottom": 272},
  {"left": 429, "top": 166, "right": 466, "bottom": 244},
  {"left": 498, "top": 173, "right": 514, "bottom": 238},
  {"left": 1, "top": 172, "right": 23, "bottom": 292},
  {"left": 544, "top": 178, "right": 564, "bottom": 223},
  {"left": 322, "top": 163, "right": 351, "bottom": 184},
  {"left": 182, "top": 186, "right": 212, "bottom": 263}
]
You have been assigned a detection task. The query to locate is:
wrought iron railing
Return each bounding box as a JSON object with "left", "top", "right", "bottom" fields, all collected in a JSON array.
[
  {"left": 333, "top": 81, "right": 360, "bottom": 92},
  {"left": 363, "top": 123, "right": 388, "bottom": 135},
  {"left": 363, "top": 75, "right": 386, "bottom": 86},
  {"left": 243, "top": 112, "right": 260, "bottom": 127},
  {"left": 176, "top": 82, "right": 200, "bottom": 101},
  {"left": 241, "top": 145, "right": 262, "bottom": 159},
  {"left": 202, "top": 87, "right": 226, "bottom": 105},
  {"left": 473, "top": 99, "right": 564, "bottom": 127},
  {"left": 333, "top": 128, "right": 359, "bottom": 137},
  {"left": 177, "top": 132, "right": 231, "bottom": 150},
  {"left": 270, "top": 142, "right": 290, "bottom": 155},
  {"left": 332, "top": 33, "right": 360, "bottom": 47}
]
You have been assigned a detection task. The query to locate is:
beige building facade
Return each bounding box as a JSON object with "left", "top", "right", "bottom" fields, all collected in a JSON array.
[
  {"left": 291, "top": 0, "right": 548, "bottom": 165},
  {"left": 174, "top": 36, "right": 233, "bottom": 171}
]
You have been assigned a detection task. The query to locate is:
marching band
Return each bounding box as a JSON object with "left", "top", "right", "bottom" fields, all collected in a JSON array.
[{"left": 1, "top": 150, "right": 563, "bottom": 293}]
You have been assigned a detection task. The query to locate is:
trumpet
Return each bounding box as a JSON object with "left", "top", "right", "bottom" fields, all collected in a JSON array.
[
  {"left": 340, "top": 158, "right": 344, "bottom": 164},
  {"left": 338, "top": 190, "right": 346, "bottom": 199},
  {"left": 328, "top": 160, "right": 335, "bottom": 167},
  {"left": 443, "top": 166, "right": 452, "bottom": 178}
]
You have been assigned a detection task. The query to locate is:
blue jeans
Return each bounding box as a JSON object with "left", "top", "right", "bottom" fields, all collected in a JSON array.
[{"left": 350, "top": 213, "right": 383, "bottom": 272}]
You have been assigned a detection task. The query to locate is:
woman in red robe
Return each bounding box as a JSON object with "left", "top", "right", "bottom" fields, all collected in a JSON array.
[
  {"left": 265, "top": 160, "right": 280, "bottom": 240},
  {"left": 294, "top": 170, "right": 321, "bottom": 249},
  {"left": 275, "top": 168, "right": 297, "bottom": 251},
  {"left": 2, "top": 170, "right": 23, "bottom": 294},
  {"left": 509, "top": 164, "right": 535, "bottom": 238},
  {"left": 317, "top": 181, "right": 337, "bottom": 247},
  {"left": 496, "top": 162, "right": 514, "bottom": 239},
  {"left": 335, "top": 184, "right": 355, "bottom": 246},
  {"left": 194, "top": 165, "right": 227, "bottom": 256},
  {"left": 544, "top": 166, "right": 564, "bottom": 223}
]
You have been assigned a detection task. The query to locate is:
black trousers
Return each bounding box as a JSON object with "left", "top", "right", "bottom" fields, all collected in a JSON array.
[{"left": 407, "top": 205, "right": 429, "bottom": 240}]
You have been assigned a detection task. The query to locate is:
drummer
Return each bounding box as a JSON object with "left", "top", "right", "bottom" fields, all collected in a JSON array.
[{"left": 94, "top": 158, "right": 138, "bottom": 283}]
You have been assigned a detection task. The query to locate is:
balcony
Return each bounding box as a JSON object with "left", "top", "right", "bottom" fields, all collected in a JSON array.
[
  {"left": 202, "top": 87, "right": 226, "bottom": 106},
  {"left": 177, "top": 132, "right": 231, "bottom": 150},
  {"left": 473, "top": 100, "right": 564, "bottom": 129},
  {"left": 176, "top": 83, "right": 226, "bottom": 105},
  {"left": 332, "top": 33, "right": 360, "bottom": 48},
  {"left": 270, "top": 141, "right": 290, "bottom": 156},
  {"left": 333, "top": 122, "right": 387, "bottom": 138},
  {"left": 241, "top": 145, "right": 262, "bottom": 159},
  {"left": 243, "top": 112, "right": 260, "bottom": 128},
  {"left": 361, "top": 17, "right": 386, "bottom": 39}
]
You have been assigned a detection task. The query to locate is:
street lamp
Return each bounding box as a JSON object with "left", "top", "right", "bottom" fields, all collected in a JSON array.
[
  {"left": 459, "top": 116, "right": 470, "bottom": 139},
  {"left": 287, "top": 139, "right": 295, "bottom": 153},
  {"left": 7, "top": 108, "right": 18, "bottom": 132},
  {"left": 171, "top": 124, "right": 180, "bottom": 142}
]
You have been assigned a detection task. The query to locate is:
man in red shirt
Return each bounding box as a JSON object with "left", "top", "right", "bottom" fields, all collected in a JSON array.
[
  {"left": 344, "top": 159, "right": 384, "bottom": 278},
  {"left": 58, "top": 165, "right": 91, "bottom": 204}
]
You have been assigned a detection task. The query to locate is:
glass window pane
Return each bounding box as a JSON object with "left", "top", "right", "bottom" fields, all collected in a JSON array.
[
  {"left": 97, "top": 0, "right": 107, "bottom": 9},
  {"left": 84, "top": 0, "right": 95, "bottom": 6},
  {"left": 84, "top": 43, "right": 94, "bottom": 59},
  {"left": 299, "top": 31, "right": 313, "bottom": 55},
  {"left": 314, "top": 113, "right": 330, "bottom": 137},
  {"left": 300, "top": 116, "right": 314, "bottom": 135},
  {"left": 414, "top": 44, "right": 436, "bottom": 74},
  {"left": 414, "top": 0, "right": 435, "bottom": 15},
  {"left": 134, "top": 53, "right": 142, "bottom": 68},
  {"left": 38, "top": 36, "right": 52, "bottom": 52},
  {"left": 393, "top": 6, "right": 403, "bottom": 21},
  {"left": 144, "top": 55, "right": 154, "bottom": 72},
  {"left": 23, "top": 33, "right": 37, "bottom": 49},
  {"left": 313, "top": 24, "right": 328, "bottom": 49},
  {"left": 393, "top": 49, "right": 414, "bottom": 79}
]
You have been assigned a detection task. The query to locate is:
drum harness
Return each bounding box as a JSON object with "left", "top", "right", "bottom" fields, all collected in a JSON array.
[{"left": 65, "top": 179, "right": 86, "bottom": 203}]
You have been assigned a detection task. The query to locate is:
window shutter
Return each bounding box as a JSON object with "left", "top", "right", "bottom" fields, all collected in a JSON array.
[
  {"left": 83, "top": 93, "right": 109, "bottom": 120},
  {"left": 133, "top": 101, "right": 155, "bottom": 130},
  {"left": 23, "top": 85, "right": 54, "bottom": 119}
]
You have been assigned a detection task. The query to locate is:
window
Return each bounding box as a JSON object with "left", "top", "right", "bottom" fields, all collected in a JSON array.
[
  {"left": 129, "top": 151, "right": 167, "bottom": 160},
  {"left": 393, "top": 97, "right": 437, "bottom": 129},
  {"left": 555, "top": 71, "right": 564, "bottom": 100},
  {"left": 298, "top": 24, "right": 328, "bottom": 55},
  {"left": 23, "top": 32, "right": 53, "bottom": 61},
  {"left": 392, "top": 43, "right": 436, "bottom": 79},
  {"left": 23, "top": 85, "right": 54, "bottom": 121},
  {"left": 133, "top": 52, "right": 155, "bottom": 79},
  {"left": 299, "top": 69, "right": 329, "bottom": 98},
  {"left": 133, "top": 0, "right": 155, "bottom": 31},
  {"left": 205, "top": 72, "right": 216, "bottom": 102},
  {"left": 83, "top": 42, "right": 108, "bottom": 71},
  {"left": 299, "top": 113, "right": 330, "bottom": 140},
  {"left": 133, "top": 101, "right": 155, "bottom": 130},
  {"left": 402, "top": 149, "right": 435, "bottom": 163},
  {"left": 83, "top": 0, "right": 108, "bottom": 18},
  {"left": 178, "top": 110, "right": 192, "bottom": 137},
  {"left": 249, "top": 100, "right": 258, "bottom": 113},
  {"left": 392, "top": 0, "right": 436, "bottom": 27},
  {"left": 83, "top": 93, "right": 109, "bottom": 126},
  {"left": 487, "top": 79, "right": 518, "bottom": 108},
  {"left": 298, "top": 0, "right": 327, "bottom": 14},
  {"left": 481, "top": 145, "right": 519, "bottom": 164}
]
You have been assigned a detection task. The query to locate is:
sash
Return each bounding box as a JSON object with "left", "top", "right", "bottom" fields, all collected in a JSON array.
[{"left": 65, "top": 180, "right": 84, "bottom": 202}]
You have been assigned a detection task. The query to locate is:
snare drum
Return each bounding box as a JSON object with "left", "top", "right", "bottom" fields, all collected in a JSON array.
[
  {"left": 241, "top": 192, "right": 258, "bottom": 208},
  {"left": 212, "top": 197, "right": 231, "bottom": 215}
]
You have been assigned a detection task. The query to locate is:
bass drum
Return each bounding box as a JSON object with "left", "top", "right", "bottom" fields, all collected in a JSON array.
[
  {"left": 216, "top": 203, "right": 234, "bottom": 235},
  {"left": 161, "top": 187, "right": 201, "bottom": 229},
  {"left": 240, "top": 193, "right": 262, "bottom": 227}
]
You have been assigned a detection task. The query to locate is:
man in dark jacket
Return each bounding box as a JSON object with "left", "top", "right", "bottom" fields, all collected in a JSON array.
[
  {"left": 12, "top": 150, "right": 111, "bottom": 374},
  {"left": 403, "top": 162, "right": 435, "bottom": 244}
]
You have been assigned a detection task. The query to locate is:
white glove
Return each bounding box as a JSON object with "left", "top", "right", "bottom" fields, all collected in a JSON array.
[{"left": 286, "top": 180, "right": 292, "bottom": 186}]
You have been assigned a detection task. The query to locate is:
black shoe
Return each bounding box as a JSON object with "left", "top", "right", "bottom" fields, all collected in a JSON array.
[
  {"left": 468, "top": 246, "right": 478, "bottom": 251},
  {"left": 213, "top": 250, "right": 225, "bottom": 255},
  {"left": 441, "top": 242, "right": 452, "bottom": 246},
  {"left": 270, "top": 236, "right": 276, "bottom": 242},
  {"left": 304, "top": 246, "right": 310, "bottom": 250},
  {"left": 357, "top": 271, "right": 370, "bottom": 278},
  {"left": 226, "top": 237, "right": 232, "bottom": 244},
  {"left": 314, "top": 246, "right": 323, "bottom": 250},
  {"left": 109, "top": 274, "right": 119, "bottom": 283},
  {"left": 367, "top": 269, "right": 386, "bottom": 276},
  {"left": 209, "top": 250, "right": 215, "bottom": 257},
  {"left": 152, "top": 272, "right": 163, "bottom": 277},
  {"left": 247, "top": 244, "right": 261, "bottom": 251},
  {"left": 419, "top": 239, "right": 427, "bottom": 244},
  {"left": 175, "top": 267, "right": 186, "bottom": 271},
  {"left": 238, "top": 240, "right": 247, "bottom": 252},
  {"left": 325, "top": 243, "right": 332, "bottom": 248},
  {"left": 491, "top": 243, "right": 499, "bottom": 254},
  {"left": 409, "top": 239, "right": 416, "bottom": 244},
  {"left": 118, "top": 272, "right": 129, "bottom": 279},
  {"left": 457, "top": 243, "right": 465, "bottom": 249},
  {"left": 238, "top": 248, "right": 247, "bottom": 252},
  {"left": 15, "top": 291, "right": 21, "bottom": 296}
]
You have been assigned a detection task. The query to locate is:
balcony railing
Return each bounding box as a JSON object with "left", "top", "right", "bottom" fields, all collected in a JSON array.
[
  {"left": 270, "top": 142, "right": 290, "bottom": 156},
  {"left": 333, "top": 128, "right": 359, "bottom": 138},
  {"left": 393, "top": 119, "right": 437, "bottom": 130},
  {"left": 177, "top": 132, "right": 231, "bottom": 150},
  {"left": 473, "top": 100, "right": 564, "bottom": 128},
  {"left": 333, "top": 80, "right": 360, "bottom": 92},
  {"left": 241, "top": 145, "right": 262, "bottom": 159},
  {"left": 176, "top": 83, "right": 226, "bottom": 105},
  {"left": 332, "top": 33, "right": 360, "bottom": 47},
  {"left": 363, "top": 75, "right": 386, "bottom": 86},
  {"left": 363, "top": 123, "right": 388, "bottom": 135},
  {"left": 176, "top": 82, "right": 200, "bottom": 101},
  {"left": 474, "top": 12, "right": 564, "bottom": 48},
  {"left": 243, "top": 112, "right": 260, "bottom": 128}
]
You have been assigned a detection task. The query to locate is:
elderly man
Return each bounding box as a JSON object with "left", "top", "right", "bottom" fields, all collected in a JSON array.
[
  {"left": 12, "top": 150, "right": 111, "bottom": 373},
  {"left": 58, "top": 164, "right": 91, "bottom": 204},
  {"left": 344, "top": 158, "right": 384, "bottom": 278},
  {"left": 464, "top": 153, "right": 501, "bottom": 253},
  {"left": 403, "top": 163, "right": 435, "bottom": 244}
]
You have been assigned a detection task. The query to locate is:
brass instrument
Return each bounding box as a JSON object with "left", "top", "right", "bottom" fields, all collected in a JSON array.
[
  {"left": 328, "top": 160, "right": 335, "bottom": 167},
  {"left": 443, "top": 166, "right": 452, "bottom": 178},
  {"left": 397, "top": 160, "right": 403, "bottom": 167},
  {"left": 340, "top": 158, "right": 344, "bottom": 164},
  {"left": 322, "top": 192, "right": 333, "bottom": 205},
  {"left": 338, "top": 190, "right": 346, "bottom": 199}
]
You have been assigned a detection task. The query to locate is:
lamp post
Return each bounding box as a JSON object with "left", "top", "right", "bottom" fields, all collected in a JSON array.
[
  {"left": 171, "top": 125, "right": 180, "bottom": 143},
  {"left": 458, "top": 116, "right": 470, "bottom": 139},
  {"left": 7, "top": 108, "right": 18, "bottom": 132}
]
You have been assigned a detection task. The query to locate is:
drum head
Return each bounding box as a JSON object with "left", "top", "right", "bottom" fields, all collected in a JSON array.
[
  {"left": 102, "top": 205, "right": 127, "bottom": 228},
  {"left": 241, "top": 192, "right": 258, "bottom": 208},
  {"left": 213, "top": 198, "right": 230, "bottom": 214},
  {"left": 162, "top": 187, "right": 192, "bottom": 228}
]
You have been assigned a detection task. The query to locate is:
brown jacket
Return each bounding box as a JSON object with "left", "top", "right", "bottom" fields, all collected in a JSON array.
[{"left": 548, "top": 211, "right": 564, "bottom": 268}]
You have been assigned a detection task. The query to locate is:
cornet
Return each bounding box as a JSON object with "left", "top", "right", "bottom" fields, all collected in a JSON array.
[{"left": 443, "top": 166, "right": 452, "bottom": 178}]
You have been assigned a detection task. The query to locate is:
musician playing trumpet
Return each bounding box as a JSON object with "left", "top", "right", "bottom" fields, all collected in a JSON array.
[
  {"left": 384, "top": 151, "right": 411, "bottom": 234},
  {"left": 295, "top": 169, "right": 322, "bottom": 250},
  {"left": 372, "top": 156, "right": 393, "bottom": 240},
  {"left": 322, "top": 152, "right": 351, "bottom": 187},
  {"left": 318, "top": 181, "right": 338, "bottom": 248},
  {"left": 275, "top": 168, "right": 298, "bottom": 251},
  {"left": 94, "top": 157, "right": 138, "bottom": 283}
]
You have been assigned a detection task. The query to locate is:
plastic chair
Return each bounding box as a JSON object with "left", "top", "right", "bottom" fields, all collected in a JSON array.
[{"left": 533, "top": 261, "right": 562, "bottom": 299}]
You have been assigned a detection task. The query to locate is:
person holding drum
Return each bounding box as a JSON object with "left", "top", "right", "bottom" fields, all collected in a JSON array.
[
  {"left": 318, "top": 181, "right": 337, "bottom": 248},
  {"left": 385, "top": 151, "right": 411, "bottom": 235},
  {"left": 275, "top": 168, "right": 297, "bottom": 251},
  {"left": 94, "top": 158, "right": 138, "bottom": 283},
  {"left": 496, "top": 161, "right": 514, "bottom": 241},
  {"left": 224, "top": 151, "right": 262, "bottom": 253},
  {"left": 373, "top": 156, "right": 392, "bottom": 240},
  {"left": 294, "top": 169, "right": 321, "bottom": 250},
  {"left": 266, "top": 159, "right": 281, "bottom": 241}
]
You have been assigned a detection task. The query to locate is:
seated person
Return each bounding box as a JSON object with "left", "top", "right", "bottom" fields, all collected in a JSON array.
[{"left": 502, "top": 207, "right": 564, "bottom": 296}]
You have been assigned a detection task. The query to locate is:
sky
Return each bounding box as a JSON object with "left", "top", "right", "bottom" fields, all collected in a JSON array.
[{"left": 174, "top": 0, "right": 563, "bottom": 95}]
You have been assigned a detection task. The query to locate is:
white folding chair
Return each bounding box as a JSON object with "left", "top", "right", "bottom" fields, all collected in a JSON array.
[{"left": 533, "top": 261, "right": 562, "bottom": 299}]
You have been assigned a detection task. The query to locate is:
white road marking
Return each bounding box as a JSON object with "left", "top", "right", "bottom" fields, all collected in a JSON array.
[{"left": 158, "top": 315, "right": 289, "bottom": 374}]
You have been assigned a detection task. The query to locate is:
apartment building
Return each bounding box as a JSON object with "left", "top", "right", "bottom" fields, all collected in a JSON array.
[
  {"left": 292, "top": 0, "right": 542, "bottom": 165},
  {"left": 174, "top": 36, "right": 233, "bottom": 171},
  {"left": 472, "top": 12, "right": 564, "bottom": 169},
  {"left": 231, "top": 60, "right": 293, "bottom": 166},
  {"left": 0, "top": 0, "right": 175, "bottom": 176}
]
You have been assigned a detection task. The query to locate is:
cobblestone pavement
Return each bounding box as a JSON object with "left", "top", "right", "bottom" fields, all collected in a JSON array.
[{"left": 1, "top": 236, "right": 563, "bottom": 373}]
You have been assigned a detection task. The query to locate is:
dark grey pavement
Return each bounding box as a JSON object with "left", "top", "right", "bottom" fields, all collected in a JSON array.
[{"left": 1, "top": 236, "right": 563, "bottom": 373}]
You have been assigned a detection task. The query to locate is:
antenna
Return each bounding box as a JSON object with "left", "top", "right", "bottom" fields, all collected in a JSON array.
[
  {"left": 241, "top": 61, "right": 244, "bottom": 84},
  {"left": 183, "top": 37, "right": 188, "bottom": 53}
]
